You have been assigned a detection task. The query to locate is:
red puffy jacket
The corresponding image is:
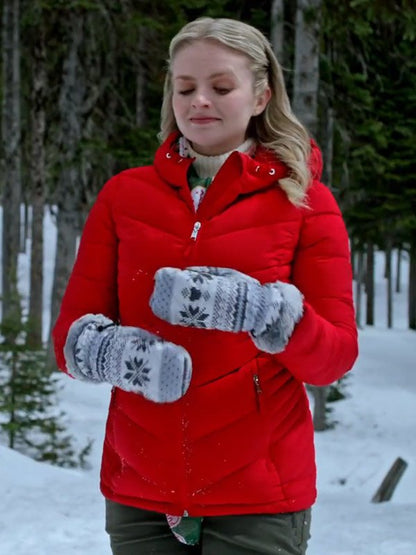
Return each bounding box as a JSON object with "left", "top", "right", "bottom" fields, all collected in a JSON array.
[{"left": 53, "top": 133, "right": 358, "bottom": 517}]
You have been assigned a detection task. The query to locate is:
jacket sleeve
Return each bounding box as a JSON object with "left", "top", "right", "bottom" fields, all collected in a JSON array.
[
  {"left": 277, "top": 181, "right": 358, "bottom": 386},
  {"left": 52, "top": 176, "right": 119, "bottom": 374}
]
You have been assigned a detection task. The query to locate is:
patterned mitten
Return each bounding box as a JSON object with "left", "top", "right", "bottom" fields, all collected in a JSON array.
[
  {"left": 150, "top": 267, "right": 303, "bottom": 353},
  {"left": 63, "top": 314, "right": 192, "bottom": 402},
  {"left": 248, "top": 280, "right": 304, "bottom": 353}
]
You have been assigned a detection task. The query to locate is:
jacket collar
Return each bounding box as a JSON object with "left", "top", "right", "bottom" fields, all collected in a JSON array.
[{"left": 154, "top": 132, "right": 290, "bottom": 217}]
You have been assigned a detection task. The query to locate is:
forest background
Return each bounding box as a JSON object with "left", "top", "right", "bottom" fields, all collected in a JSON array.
[{"left": 0, "top": 0, "right": 415, "bottom": 463}]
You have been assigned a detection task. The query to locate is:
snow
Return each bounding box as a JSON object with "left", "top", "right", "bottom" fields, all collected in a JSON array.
[{"left": 0, "top": 212, "right": 415, "bottom": 554}]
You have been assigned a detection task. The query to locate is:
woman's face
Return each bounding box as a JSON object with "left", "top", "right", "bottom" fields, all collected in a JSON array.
[{"left": 171, "top": 39, "right": 270, "bottom": 156}]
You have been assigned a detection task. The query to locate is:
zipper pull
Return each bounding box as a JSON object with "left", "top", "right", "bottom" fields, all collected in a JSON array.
[
  {"left": 253, "top": 374, "right": 262, "bottom": 394},
  {"left": 190, "top": 221, "right": 201, "bottom": 241}
]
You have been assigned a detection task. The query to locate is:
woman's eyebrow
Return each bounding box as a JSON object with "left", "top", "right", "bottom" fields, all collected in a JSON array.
[{"left": 174, "top": 71, "right": 235, "bottom": 81}]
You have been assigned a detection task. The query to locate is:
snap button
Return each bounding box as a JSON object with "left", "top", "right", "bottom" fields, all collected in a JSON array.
[
  {"left": 269, "top": 168, "right": 276, "bottom": 175},
  {"left": 166, "top": 152, "right": 172, "bottom": 159},
  {"left": 255, "top": 166, "right": 260, "bottom": 173}
]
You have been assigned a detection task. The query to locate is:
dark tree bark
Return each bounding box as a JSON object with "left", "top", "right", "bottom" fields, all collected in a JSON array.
[
  {"left": 136, "top": 28, "right": 147, "bottom": 127},
  {"left": 355, "top": 248, "right": 365, "bottom": 329},
  {"left": 409, "top": 239, "right": 416, "bottom": 330},
  {"left": 366, "top": 242, "right": 375, "bottom": 326},
  {"left": 47, "top": 12, "right": 86, "bottom": 369},
  {"left": 47, "top": 8, "right": 109, "bottom": 367},
  {"left": 395, "top": 246, "right": 402, "bottom": 294},
  {"left": 1, "top": 0, "right": 22, "bottom": 333},
  {"left": 385, "top": 238, "right": 393, "bottom": 329},
  {"left": 270, "top": 0, "right": 284, "bottom": 63},
  {"left": 27, "top": 17, "right": 47, "bottom": 349},
  {"left": 292, "top": 0, "right": 322, "bottom": 137}
]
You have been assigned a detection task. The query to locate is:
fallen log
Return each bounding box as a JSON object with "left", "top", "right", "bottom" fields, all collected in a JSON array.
[{"left": 371, "top": 457, "right": 408, "bottom": 503}]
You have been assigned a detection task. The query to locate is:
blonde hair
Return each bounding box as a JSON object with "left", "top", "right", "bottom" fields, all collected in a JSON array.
[{"left": 160, "top": 17, "right": 311, "bottom": 206}]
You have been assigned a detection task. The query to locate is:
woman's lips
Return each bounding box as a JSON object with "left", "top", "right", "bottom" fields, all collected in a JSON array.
[{"left": 190, "top": 117, "right": 220, "bottom": 124}]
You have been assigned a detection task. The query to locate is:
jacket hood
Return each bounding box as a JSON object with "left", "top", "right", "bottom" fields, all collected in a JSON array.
[
  {"left": 309, "top": 139, "right": 323, "bottom": 182},
  {"left": 156, "top": 132, "right": 323, "bottom": 196}
]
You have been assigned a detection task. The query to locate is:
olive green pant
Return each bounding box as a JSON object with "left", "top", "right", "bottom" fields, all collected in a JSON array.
[{"left": 105, "top": 499, "right": 311, "bottom": 554}]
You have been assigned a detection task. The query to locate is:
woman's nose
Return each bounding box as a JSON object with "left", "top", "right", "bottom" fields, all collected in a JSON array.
[{"left": 192, "top": 91, "right": 210, "bottom": 107}]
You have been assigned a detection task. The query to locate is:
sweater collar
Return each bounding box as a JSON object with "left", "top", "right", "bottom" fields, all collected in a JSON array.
[{"left": 178, "top": 136, "right": 256, "bottom": 179}]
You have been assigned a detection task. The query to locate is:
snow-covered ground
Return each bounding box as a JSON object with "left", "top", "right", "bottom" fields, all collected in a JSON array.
[{"left": 0, "top": 210, "right": 415, "bottom": 554}]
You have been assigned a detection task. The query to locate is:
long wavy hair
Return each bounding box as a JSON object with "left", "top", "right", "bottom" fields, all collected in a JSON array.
[{"left": 160, "top": 17, "right": 311, "bottom": 206}]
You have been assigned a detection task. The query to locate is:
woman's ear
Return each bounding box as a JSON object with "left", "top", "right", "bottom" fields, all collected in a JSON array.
[{"left": 253, "top": 86, "right": 272, "bottom": 116}]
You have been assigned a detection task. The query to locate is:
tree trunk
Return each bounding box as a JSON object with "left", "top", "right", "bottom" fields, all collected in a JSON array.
[
  {"left": 20, "top": 198, "right": 28, "bottom": 253},
  {"left": 1, "top": 0, "right": 22, "bottom": 332},
  {"left": 366, "top": 241, "right": 375, "bottom": 326},
  {"left": 27, "top": 18, "right": 47, "bottom": 349},
  {"left": 355, "top": 248, "right": 365, "bottom": 329},
  {"left": 136, "top": 28, "right": 147, "bottom": 127},
  {"left": 409, "top": 239, "right": 416, "bottom": 330},
  {"left": 395, "top": 246, "right": 401, "bottom": 293},
  {"left": 312, "top": 386, "right": 328, "bottom": 431},
  {"left": 385, "top": 240, "right": 393, "bottom": 328},
  {"left": 292, "top": 0, "right": 322, "bottom": 137},
  {"left": 372, "top": 457, "right": 408, "bottom": 503},
  {"left": 49, "top": 209, "right": 79, "bottom": 333},
  {"left": 319, "top": 87, "right": 334, "bottom": 187},
  {"left": 270, "top": 0, "right": 284, "bottom": 62},
  {"left": 47, "top": 12, "right": 86, "bottom": 368}
]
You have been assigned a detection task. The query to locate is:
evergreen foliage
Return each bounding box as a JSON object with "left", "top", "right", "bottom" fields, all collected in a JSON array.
[
  {"left": 0, "top": 317, "right": 92, "bottom": 468},
  {"left": 8, "top": 0, "right": 416, "bottom": 239},
  {"left": 321, "top": 0, "right": 416, "bottom": 248}
]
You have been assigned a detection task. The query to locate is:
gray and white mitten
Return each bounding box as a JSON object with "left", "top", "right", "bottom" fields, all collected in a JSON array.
[
  {"left": 150, "top": 267, "right": 303, "bottom": 353},
  {"left": 63, "top": 314, "right": 191, "bottom": 403},
  {"left": 249, "top": 280, "right": 304, "bottom": 353}
]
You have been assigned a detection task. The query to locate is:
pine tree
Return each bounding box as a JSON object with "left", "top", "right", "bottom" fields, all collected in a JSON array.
[{"left": 0, "top": 313, "right": 92, "bottom": 468}]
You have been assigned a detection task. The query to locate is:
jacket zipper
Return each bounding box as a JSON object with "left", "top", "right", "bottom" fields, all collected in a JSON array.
[
  {"left": 253, "top": 373, "right": 262, "bottom": 411},
  {"left": 184, "top": 220, "right": 202, "bottom": 510},
  {"left": 253, "top": 373, "right": 262, "bottom": 394},
  {"left": 190, "top": 221, "right": 201, "bottom": 241}
]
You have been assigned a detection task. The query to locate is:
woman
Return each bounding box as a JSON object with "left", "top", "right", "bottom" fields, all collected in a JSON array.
[{"left": 53, "top": 17, "right": 358, "bottom": 554}]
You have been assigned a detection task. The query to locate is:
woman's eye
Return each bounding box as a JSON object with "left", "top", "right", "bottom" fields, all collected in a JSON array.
[
  {"left": 178, "top": 89, "right": 194, "bottom": 95},
  {"left": 215, "top": 87, "right": 231, "bottom": 95}
]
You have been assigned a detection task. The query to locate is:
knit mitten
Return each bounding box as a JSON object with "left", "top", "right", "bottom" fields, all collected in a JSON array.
[
  {"left": 63, "top": 314, "right": 192, "bottom": 403},
  {"left": 248, "top": 280, "right": 304, "bottom": 353},
  {"left": 150, "top": 267, "right": 303, "bottom": 353}
]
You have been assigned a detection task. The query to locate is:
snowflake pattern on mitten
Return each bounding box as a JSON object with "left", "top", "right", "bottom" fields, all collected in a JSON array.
[
  {"left": 64, "top": 314, "right": 192, "bottom": 403},
  {"left": 150, "top": 267, "right": 261, "bottom": 333},
  {"left": 150, "top": 267, "right": 304, "bottom": 353}
]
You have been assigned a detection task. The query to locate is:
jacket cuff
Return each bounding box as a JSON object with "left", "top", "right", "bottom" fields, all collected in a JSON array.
[{"left": 63, "top": 313, "right": 113, "bottom": 382}]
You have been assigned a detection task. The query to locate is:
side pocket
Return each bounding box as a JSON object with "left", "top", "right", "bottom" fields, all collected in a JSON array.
[{"left": 291, "top": 508, "right": 312, "bottom": 553}]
